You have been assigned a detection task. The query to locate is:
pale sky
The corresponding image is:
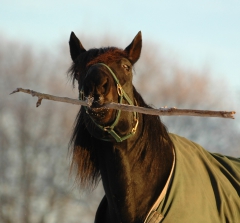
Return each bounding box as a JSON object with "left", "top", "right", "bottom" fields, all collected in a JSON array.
[{"left": 1, "top": 0, "right": 240, "bottom": 96}]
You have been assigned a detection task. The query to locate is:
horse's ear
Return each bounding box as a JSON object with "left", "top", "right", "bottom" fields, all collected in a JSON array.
[
  {"left": 124, "top": 31, "right": 142, "bottom": 64},
  {"left": 69, "top": 32, "right": 86, "bottom": 61}
]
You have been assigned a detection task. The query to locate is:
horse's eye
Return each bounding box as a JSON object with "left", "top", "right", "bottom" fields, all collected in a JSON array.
[{"left": 122, "top": 64, "right": 131, "bottom": 72}]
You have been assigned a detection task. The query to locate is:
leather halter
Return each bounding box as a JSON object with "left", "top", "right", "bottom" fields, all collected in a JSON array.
[{"left": 79, "top": 63, "right": 139, "bottom": 142}]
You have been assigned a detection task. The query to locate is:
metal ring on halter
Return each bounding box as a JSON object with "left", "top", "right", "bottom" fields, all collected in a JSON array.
[
  {"left": 117, "top": 84, "right": 124, "bottom": 96},
  {"left": 131, "top": 118, "right": 139, "bottom": 134}
]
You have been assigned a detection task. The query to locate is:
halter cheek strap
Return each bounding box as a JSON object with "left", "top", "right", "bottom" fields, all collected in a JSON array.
[{"left": 79, "top": 63, "right": 139, "bottom": 143}]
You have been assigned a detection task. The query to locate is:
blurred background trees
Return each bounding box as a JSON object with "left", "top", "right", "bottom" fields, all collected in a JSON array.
[
  {"left": 0, "top": 36, "right": 103, "bottom": 223},
  {"left": 0, "top": 34, "right": 239, "bottom": 223}
]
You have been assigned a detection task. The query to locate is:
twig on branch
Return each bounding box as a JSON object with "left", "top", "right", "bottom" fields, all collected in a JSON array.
[{"left": 10, "top": 88, "right": 236, "bottom": 119}]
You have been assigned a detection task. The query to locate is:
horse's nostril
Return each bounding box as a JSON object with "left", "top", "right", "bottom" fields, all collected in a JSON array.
[
  {"left": 99, "top": 78, "right": 108, "bottom": 95},
  {"left": 102, "top": 82, "right": 108, "bottom": 94}
]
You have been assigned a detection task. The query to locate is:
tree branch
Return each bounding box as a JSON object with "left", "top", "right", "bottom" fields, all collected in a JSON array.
[{"left": 10, "top": 88, "right": 236, "bottom": 119}]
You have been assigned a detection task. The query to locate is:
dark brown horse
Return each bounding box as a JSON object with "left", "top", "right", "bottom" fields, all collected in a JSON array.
[{"left": 68, "top": 31, "right": 240, "bottom": 223}]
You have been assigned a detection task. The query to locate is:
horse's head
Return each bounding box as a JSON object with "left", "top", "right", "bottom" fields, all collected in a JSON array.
[{"left": 69, "top": 32, "right": 142, "bottom": 142}]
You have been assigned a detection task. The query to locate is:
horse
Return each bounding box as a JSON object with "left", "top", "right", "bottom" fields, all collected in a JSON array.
[{"left": 68, "top": 31, "right": 240, "bottom": 223}]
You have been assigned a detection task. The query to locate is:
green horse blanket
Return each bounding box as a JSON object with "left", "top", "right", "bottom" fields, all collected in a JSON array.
[{"left": 145, "top": 134, "right": 240, "bottom": 223}]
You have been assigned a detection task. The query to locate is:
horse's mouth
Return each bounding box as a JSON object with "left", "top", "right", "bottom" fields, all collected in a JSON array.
[
  {"left": 88, "top": 107, "right": 109, "bottom": 119},
  {"left": 87, "top": 105, "right": 117, "bottom": 125},
  {"left": 84, "top": 96, "right": 116, "bottom": 123}
]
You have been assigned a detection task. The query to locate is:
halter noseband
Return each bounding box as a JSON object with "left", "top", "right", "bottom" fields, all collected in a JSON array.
[{"left": 79, "top": 63, "right": 139, "bottom": 142}]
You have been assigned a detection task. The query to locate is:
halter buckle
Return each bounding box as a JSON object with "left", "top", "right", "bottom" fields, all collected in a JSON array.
[
  {"left": 131, "top": 118, "right": 139, "bottom": 134},
  {"left": 117, "top": 84, "right": 124, "bottom": 96},
  {"left": 103, "top": 126, "right": 113, "bottom": 132}
]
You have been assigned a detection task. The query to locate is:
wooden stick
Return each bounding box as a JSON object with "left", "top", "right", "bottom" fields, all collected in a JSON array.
[{"left": 10, "top": 88, "right": 236, "bottom": 119}]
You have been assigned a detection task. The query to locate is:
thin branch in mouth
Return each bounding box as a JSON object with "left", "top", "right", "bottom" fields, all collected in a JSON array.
[
  {"left": 98, "top": 95, "right": 104, "bottom": 105},
  {"left": 86, "top": 96, "right": 94, "bottom": 107}
]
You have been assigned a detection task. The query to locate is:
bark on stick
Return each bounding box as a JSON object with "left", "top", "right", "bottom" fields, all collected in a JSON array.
[{"left": 10, "top": 88, "right": 236, "bottom": 119}]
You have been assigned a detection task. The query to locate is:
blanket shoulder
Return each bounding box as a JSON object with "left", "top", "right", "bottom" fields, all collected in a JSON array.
[{"left": 157, "top": 134, "right": 240, "bottom": 223}]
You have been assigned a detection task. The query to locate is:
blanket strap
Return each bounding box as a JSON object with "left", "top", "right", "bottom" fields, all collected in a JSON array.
[{"left": 144, "top": 149, "right": 176, "bottom": 223}]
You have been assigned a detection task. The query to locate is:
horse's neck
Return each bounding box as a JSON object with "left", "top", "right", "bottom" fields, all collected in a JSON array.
[{"left": 98, "top": 115, "right": 174, "bottom": 222}]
